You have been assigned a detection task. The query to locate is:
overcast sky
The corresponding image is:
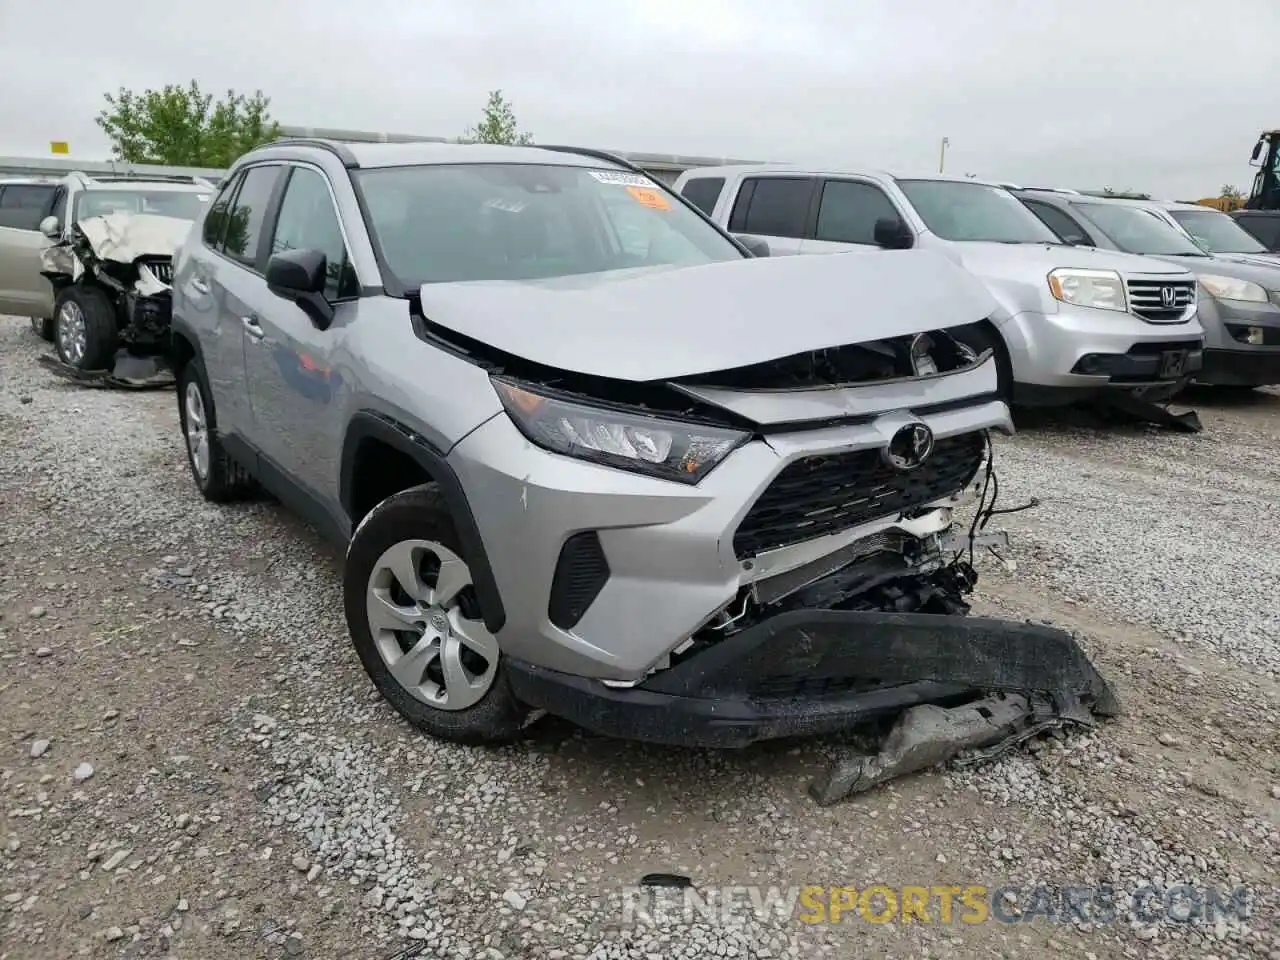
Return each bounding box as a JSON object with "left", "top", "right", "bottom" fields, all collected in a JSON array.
[{"left": 1, "top": 0, "right": 1274, "bottom": 198}]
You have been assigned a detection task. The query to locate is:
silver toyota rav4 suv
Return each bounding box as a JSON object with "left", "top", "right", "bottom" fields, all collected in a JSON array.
[{"left": 170, "top": 139, "right": 1112, "bottom": 748}]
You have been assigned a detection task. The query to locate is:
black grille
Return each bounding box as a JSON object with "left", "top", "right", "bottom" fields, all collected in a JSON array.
[
  {"left": 1126, "top": 279, "right": 1195, "bottom": 323},
  {"left": 548, "top": 532, "right": 610, "bottom": 630},
  {"left": 732, "top": 433, "right": 986, "bottom": 558}
]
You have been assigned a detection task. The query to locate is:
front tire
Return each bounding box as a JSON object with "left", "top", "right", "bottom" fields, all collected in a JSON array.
[
  {"left": 951, "top": 321, "right": 1013, "bottom": 402},
  {"left": 176, "top": 358, "right": 256, "bottom": 502},
  {"left": 344, "top": 484, "right": 527, "bottom": 745},
  {"left": 54, "top": 285, "right": 117, "bottom": 370}
]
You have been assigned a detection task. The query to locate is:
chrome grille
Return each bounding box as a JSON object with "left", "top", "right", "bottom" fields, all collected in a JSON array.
[
  {"left": 139, "top": 259, "right": 173, "bottom": 285},
  {"left": 1126, "top": 279, "right": 1195, "bottom": 323}
]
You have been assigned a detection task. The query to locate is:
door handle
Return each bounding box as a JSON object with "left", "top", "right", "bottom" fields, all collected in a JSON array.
[
  {"left": 242, "top": 315, "right": 265, "bottom": 340},
  {"left": 190, "top": 278, "right": 210, "bottom": 295}
]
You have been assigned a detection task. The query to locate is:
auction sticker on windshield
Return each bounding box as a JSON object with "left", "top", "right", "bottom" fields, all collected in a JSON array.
[
  {"left": 626, "top": 186, "right": 671, "bottom": 211},
  {"left": 589, "top": 170, "right": 657, "bottom": 188}
]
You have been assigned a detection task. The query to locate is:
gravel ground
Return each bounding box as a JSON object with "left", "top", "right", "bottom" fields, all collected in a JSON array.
[{"left": 1, "top": 315, "right": 1277, "bottom": 960}]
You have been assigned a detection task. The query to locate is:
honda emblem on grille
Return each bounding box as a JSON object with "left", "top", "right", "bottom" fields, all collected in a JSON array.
[
  {"left": 883, "top": 422, "right": 935, "bottom": 471},
  {"left": 1160, "top": 286, "right": 1177, "bottom": 309}
]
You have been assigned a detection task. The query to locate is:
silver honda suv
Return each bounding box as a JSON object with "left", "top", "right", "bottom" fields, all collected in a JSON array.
[{"left": 170, "top": 139, "right": 1107, "bottom": 748}]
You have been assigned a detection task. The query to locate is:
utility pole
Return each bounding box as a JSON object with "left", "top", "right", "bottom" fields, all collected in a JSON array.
[{"left": 938, "top": 137, "right": 949, "bottom": 174}]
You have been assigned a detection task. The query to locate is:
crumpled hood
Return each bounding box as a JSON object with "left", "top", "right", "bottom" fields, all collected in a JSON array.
[
  {"left": 946, "top": 240, "right": 1192, "bottom": 279},
  {"left": 417, "top": 250, "right": 1000, "bottom": 381},
  {"left": 75, "top": 212, "right": 192, "bottom": 264}
]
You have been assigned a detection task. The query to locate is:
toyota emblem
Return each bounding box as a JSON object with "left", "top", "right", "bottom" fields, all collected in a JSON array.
[
  {"left": 1160, "top": 286, "right": 1177, "bottom": 309},
  {"left": 883, "top": 422, "right": 935, "bottom": 471}
]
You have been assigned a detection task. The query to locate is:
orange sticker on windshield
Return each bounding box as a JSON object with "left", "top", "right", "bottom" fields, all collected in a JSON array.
[{"left": 626, "top": 186, "right": 670, "bottom": 211}]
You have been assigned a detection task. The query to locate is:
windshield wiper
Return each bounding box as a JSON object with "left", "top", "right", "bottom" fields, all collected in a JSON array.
[{"left": 1164, "top": 252, "right": 1213, "bottom": 258}]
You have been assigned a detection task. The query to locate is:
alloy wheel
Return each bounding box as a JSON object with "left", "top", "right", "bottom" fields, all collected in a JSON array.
[
  {"left": 184, "top": 381, "right": 210, "bottom": 481},
  {"left": 56, "top": 301, "right": 87, "bottom": 366}
]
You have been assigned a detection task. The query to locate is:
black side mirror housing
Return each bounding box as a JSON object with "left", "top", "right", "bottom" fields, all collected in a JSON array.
[
  {"left": 873, "top": 217, "right": 914, "bottom": 250},
  {"left": 266, "top": 249, "right": 334, "bottom": 329},
  {"left": 737, "top": 235, "right": 771, "bottom": 258}
]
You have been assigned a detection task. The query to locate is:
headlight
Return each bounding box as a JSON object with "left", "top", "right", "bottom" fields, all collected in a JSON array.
[
  {"left": 1047, "top": 268, "right": 1127, "bottom": 312},
  {"left": 1198, "top": 274, "right": 1269, "bottom": 303},
  {"left": 491, "top": 376, "right": 749, "bottom": 484}
]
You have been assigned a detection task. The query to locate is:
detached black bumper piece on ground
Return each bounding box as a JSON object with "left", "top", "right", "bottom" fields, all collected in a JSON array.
[
  {"left": 37, "top": 352, "right": 175, "bottom": 390},
  {"left": 505, "top": 609, "right": 1120, "bottom": 750}
]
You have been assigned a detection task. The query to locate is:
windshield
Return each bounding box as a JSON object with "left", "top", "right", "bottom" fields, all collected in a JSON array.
[
  {"left": 896, "top": 179, "right": 1062, "bottom": 243},
  {"left": 1074, "top": 203, "right": 1208, "bottom": 256},
  {"left": 354, "top": 163, "right": 743, "bottom": 286},
  {"left": 1168, "top": 209, "right": 1268, "bottom": 254},
  {"left": 73, "top": 189, "right": 208, "bottom": 223}
]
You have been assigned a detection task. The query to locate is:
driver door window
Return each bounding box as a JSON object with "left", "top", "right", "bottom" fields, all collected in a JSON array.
[
  {"left": 1023, "top": 200, "right": 1094, "bottom": 245},
  {"left": 814, "top": 179, "right": 900, "bottom": 245},
  {"left": 269, "top": 167, "right": 358, "bottom": 300}
]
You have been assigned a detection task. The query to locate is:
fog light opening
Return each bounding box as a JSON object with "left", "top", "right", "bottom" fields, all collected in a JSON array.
[{"left": 1244, "top": 326, "right": 1265, "bottom": 346}]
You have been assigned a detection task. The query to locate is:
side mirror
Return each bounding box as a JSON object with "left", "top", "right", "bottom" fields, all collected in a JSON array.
[
  {"left": 873, "top": 217, "right": 914, "bottom": 250},
  {"left": 266, "top": 248, "right": 334, "bottom": 330},
  {"left": 39, "top": 216, "right": 60, "bottom": 239},
  {"left": 738, "top": 235, "right": 770, "bottom": 257},
  {"left": 1251, "top": 140, "right": 1263, "bottom": 162}
]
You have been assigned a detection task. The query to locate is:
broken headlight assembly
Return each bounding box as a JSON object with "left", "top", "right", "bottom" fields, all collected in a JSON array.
[{"left": 491, "top": 376, "right": 748, "bottom": 484}]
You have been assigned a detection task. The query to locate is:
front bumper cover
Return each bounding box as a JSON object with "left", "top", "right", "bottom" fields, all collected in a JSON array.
[{"left": 505, "top": 609, "right": 1119, "bottom": 748}]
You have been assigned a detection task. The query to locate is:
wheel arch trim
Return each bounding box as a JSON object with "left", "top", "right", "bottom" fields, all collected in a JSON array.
[{"left": 340, "top": 411, "right": 507, "bottom": 633}]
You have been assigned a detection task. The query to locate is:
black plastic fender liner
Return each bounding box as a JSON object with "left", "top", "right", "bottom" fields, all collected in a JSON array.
[
  {"left": 639, "top": 610, "right": 1121, "bottom": 717},
  {"left": 338, "top": 410, "right": 507, "bottom": 633}
]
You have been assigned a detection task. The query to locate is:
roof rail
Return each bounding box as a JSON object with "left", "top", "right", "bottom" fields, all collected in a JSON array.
[
  {"left": 534, "top": 144, "right": 645, "bottom": 175},
  {"left": 88, "top": 173, "right": 211, "bottom": 185},
  {"left": 267, "top": 137, "right": 360, "bottom": 168}
]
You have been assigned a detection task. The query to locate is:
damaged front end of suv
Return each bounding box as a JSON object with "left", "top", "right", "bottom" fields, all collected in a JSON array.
[
  {"left": 414, "top": 249, "right": 1119, "bottom": 779},
  {"left": 39, "top": 212, "right": 191, "bottom": 386}
]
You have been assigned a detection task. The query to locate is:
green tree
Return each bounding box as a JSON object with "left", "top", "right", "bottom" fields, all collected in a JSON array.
[
  {"left": 96, "top": 81, "right": 282, "bottom": 167},
  {"left": 462, "top": 89, "right": 533, "bottom": 145},
  {"left": 1220, "top": 184, "right": 1243, "bottom": 205}
]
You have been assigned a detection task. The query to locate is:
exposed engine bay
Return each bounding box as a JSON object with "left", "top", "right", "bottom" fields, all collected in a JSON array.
[
  {"left": 678, "top": 328, "right": 980, "bottom": 391},
  {"left": 666, "top": 432, "right": 1015, "bottom": 675},
  {"left": 40, "top": 213, "right": 191, "bottom": 386}
]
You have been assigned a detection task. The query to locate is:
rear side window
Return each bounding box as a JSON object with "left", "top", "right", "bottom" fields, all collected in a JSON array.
[
  {"left": 222, "top": 165, "right": 282, "bottom": 267},
  {"left": 202, "top": 174, "right": 240, "bottom": 249},
  {"left": 814, "top": 180, "right": 900, "bottom": 245},
  {"left": 0, "top": 184, "right": 56, "bottom": 230},
  {"left": 680, "top": 177, "right": 725, "bottom": 216},
  {"left": 729, "top": 177, "right": 813, "bottom": 239}
]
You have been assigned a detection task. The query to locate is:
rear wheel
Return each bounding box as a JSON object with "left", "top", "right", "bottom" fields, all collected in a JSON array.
[
  {"left": 54, "top": 285, "right": 117, "bottom": 370},
  {"left": 176, "top": 358, "right": 256, "bottom": 502},
  {"left": 344, "top": 484, "right": 527, "bottom": 745}
]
